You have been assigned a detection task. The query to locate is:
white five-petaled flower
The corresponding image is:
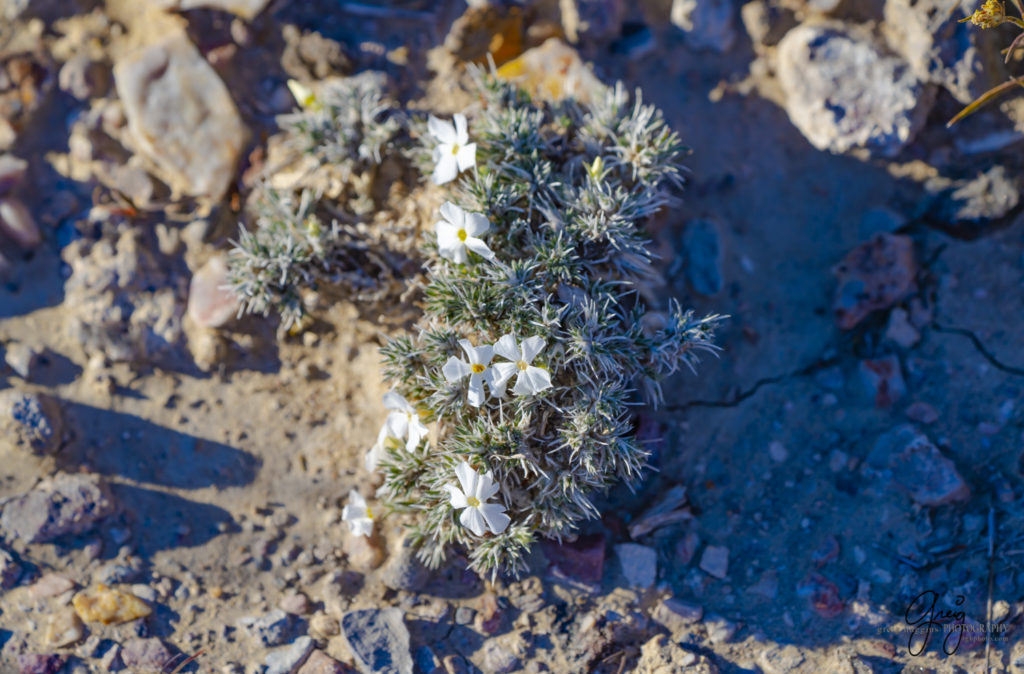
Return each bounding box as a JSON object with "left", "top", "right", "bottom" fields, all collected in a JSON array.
[
  {"left": 365, "top": 391, "right": 429, "bottom": 472},
  {"left": 442, "top": 339, "right": 496, "bottom": 407},
  {"left": 444, "top": 461, "right": 510, "bottom": 536},
  {"left": 429, "top": 113, "right": 476, "bottom": 185},
  {"left": 435, "top": 202, "right": 495, "bottom": 264},
  {"left": 342, "top": 490, "right": 374, "bottom": 537},
  {"left": 492, "top": 334, "right": 553, "bottom": 396}
]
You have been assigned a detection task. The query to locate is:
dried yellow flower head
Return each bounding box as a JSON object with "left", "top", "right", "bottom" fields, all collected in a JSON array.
[{"left": 963, "top": 0, "right": 1006, "bottom": 28}]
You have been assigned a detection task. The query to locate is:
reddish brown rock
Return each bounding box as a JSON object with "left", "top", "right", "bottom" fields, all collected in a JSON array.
[{"left": 833, "top": 233, "right": 915, "bottom": 330}]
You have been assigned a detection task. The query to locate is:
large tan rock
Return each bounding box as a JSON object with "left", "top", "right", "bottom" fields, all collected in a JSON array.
[{"left": 114, "top": 33, "right": 245, "bottom": 201}]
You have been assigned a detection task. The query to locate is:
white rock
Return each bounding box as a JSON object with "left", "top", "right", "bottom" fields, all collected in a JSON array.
[
  {"left": 265, "top": 636, "right": 314, "bottom": 674},
  {"left": 114, "top": 33, "right": 246, "bottom": 201},
  {"left": 776, "top": 23, "right": 933, "bottom": 157},
  {"left": 0, "top": 198, "right": 41, "bottom": 248},
  {"left": 187, "top": 256, "right": 239, "bottom": 328},
  {"left": 883, "top": 0, "right": 985, "bottom": 104}
]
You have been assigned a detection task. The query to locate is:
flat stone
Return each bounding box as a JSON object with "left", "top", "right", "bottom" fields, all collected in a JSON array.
[
  {"left": 266, "top": 636, "right": 315, "bottom": 674},
  {"left": 651, "top": 598, "right": 703, "bottom": 633},
  {"left": 45, "top": 610, "right": 85, "bottom": 648},
  {"left": 747, "top": 570, "right": 779, "bottom": 599},
  {"left": 187, "top": 256, "right": 239, "bottom": 328},
  {"left": 1, "top": 474, "right": 117, "bottom": 543},
  {"left": 279, "top": 592, "right": 310, "bottom": 616},
  {"left": 699, "top": 545, "right": 729, "bottom": 580},
  {"left": 120, "top": 638, "right": 175, "bottom": 673},
  {"left": 0, "top": 197, "right": 41, "bottom": 248},
  {"left": 340, "top": 608, "right": 412, "bottom": 674},
  {"left": 833, "top": 234, "right": 916, "bottom": 330},
  {"left": 868, "top": 425, "right": 970, "bottom": 506},
  {"left": 777, "top": 23, "right": 933, "bottom": 157},
  {"left": 614, "top": 543, "right": 657, "bottom": 589},
  {"left": 114, "top": 33, "right": 246, "bottom": 201},
  {"left": 238, "top": 609, "right": 292, "bottom": 647},
  {"left": 30, "top": 573, "right": 76, "bottom": 599},
  {"left": 0, "top": 390, "right": 63, "bottom": 455},
  {"left": 3, "top": 343, "right": 38, "bottom": 379}
]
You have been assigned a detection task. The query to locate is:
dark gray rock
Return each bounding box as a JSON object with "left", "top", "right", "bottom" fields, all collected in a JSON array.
[
  {"left": 120, "top": 638, "right": 175, "bottom": 673},
  {"left": 379, "top": 536, "right": 430, "bottom": 592},
  {"left": 340, "top": 608, "right": 412, "bottom": 674},
  {"left": 1, "top": 474, "right": 117, "bottom": 543},
  {"left": 237, "top": 609, "right": 292, "bottom": 647},
  {"left": 0, "top": 390, "right": 63, "bottom": 455},
  {"left": 867, "top": 425, "right": 970, "bottom": 506}
]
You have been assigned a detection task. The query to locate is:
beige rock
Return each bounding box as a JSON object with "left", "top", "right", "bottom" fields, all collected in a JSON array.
[
  {"left": 309, "top": 613, "right": 340, "bottom": 638},
  {"left": 495, "top": 38, "right": 604, "bottom": 104},
  {"left": 342, "top": 532, "right": 384, "bottom": 572},
  {"left": 30, "top": 573, "right": 76, "bottom": 599},
  {"left": 72, "top": 584, "right": 152, "bottom": 624},
  {"left": 187, "top": 256, "right": 239, "bottom": 328},
  {"left": 113, "top": 33, "right": 246, "bottom": 201},
  {"left": 46, "top": 609, "right": 86, "bottom": 647}
]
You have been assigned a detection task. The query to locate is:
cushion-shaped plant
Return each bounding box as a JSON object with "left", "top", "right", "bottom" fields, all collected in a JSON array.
[{"left": 360, "top": 73, "right": 721, "bottom": 577}]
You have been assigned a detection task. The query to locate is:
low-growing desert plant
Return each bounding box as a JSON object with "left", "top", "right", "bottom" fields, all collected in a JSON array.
[
  {"left": 346, "top": 72, "right": 721, "bottom": 577},
  {"left": 227, "top": 76, "right": 409, "bottom": 329}
]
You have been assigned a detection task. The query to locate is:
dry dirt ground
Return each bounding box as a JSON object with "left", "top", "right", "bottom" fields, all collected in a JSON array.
[{"left": 2, "top": 1, "right": 1024, "bottom": 673}]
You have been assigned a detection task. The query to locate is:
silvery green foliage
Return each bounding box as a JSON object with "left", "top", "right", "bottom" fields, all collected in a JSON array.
[
  {"left": 377, "top": 75, "right": 721, "bottom": 577},
  {"left": 228, "top": 76, "right": 408, "bottom": 329}
]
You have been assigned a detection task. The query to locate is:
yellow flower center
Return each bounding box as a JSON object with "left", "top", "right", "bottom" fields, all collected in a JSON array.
[
  {"left": 466, "top": 496, "right": 481, "bottom": 507},
  {"left": 457, "top": 228, "right": 468, "bottom": 242},
  {"left": 966, "top": 0, "right": 1005, "bottom": 27},
  {"left": 451, "top": 144, "right": 460, "bottom": 156},
  {"left": 471, "top": 363, "right": 486, "bottom": 374},
  {"left": 517, "top": 360, "right": 528, "bottom": 371},
  {"left": 365, "top": 507, "right": 373, "bottom": 520}
]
